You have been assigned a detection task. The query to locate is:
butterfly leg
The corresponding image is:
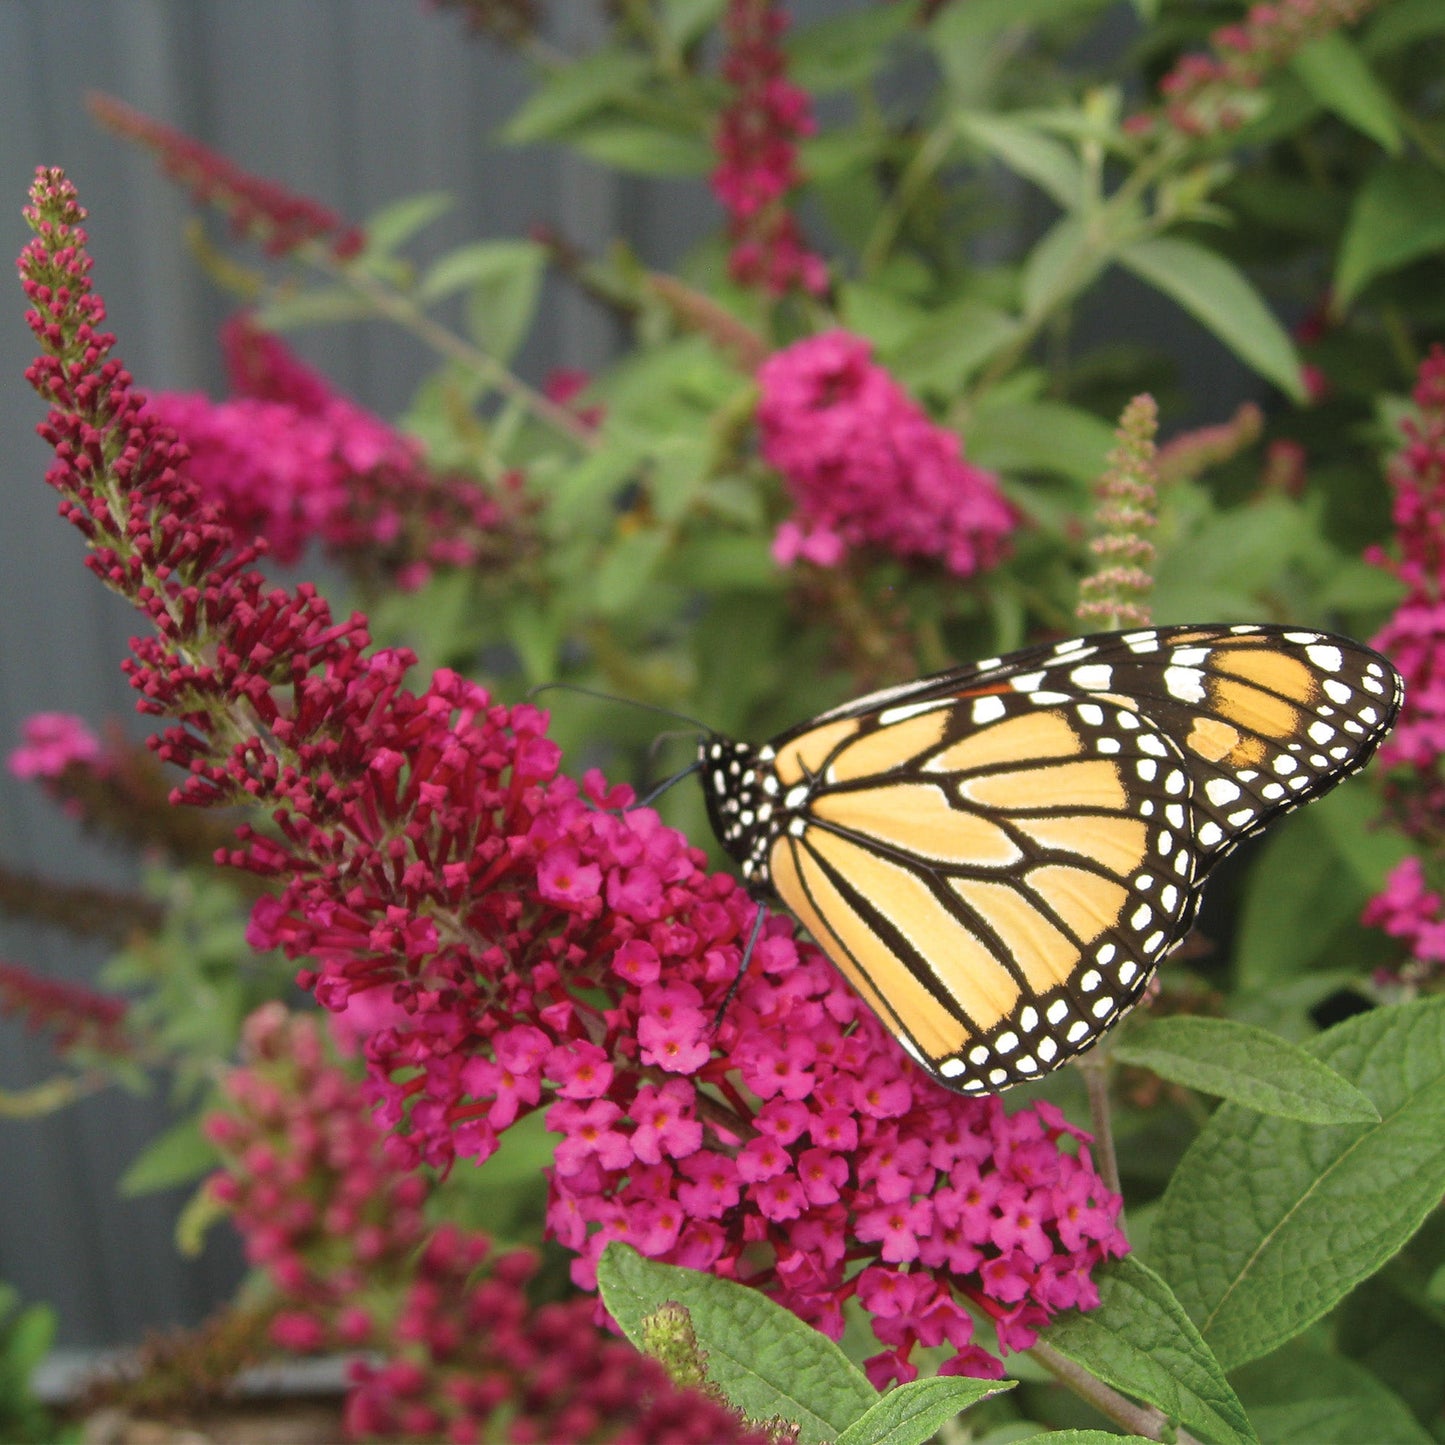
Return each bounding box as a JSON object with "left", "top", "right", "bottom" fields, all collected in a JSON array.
[{"left": 711, "top": 899, "right": 770, "bottom": 1033}]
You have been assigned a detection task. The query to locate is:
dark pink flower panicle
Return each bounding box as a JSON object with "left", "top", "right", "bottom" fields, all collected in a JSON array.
[
  {"left": 758, "top": 331, "right": 1016, "bottom": 578},
  {"left": 1131, "top": 0, "right": 1383, "bottom": 140},
  {"left": 209, "top": 1007, "right": 769, "bottom": 1443},
  {"left": 19, "top": 168, "right": 1124, "bottom": 1380},
  {"left": 88, "top": 93, "right": 364, "bottom": 259},
  {"left": 1363, "top": 347, "right": 1445, "bottom": 987},
  {"left": 0, "top": 959, "right": 132, "bottom": 1060},
  {"left": 7, "top": 713, "right": 103, "bottom": 780},
  {"left": 1366, "top": 347, "right": 1445, "bottom": 776},
  {"left": 144, "top": 314, "right": 522, "bottom": 588},
  {"left": 711, "top": 0, "right": 828, "bottom": 297}
]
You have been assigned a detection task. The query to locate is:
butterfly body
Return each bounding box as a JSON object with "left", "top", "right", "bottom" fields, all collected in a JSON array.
[{"left": 700, "top": 624, "right": 1403, "bottom": 1095}]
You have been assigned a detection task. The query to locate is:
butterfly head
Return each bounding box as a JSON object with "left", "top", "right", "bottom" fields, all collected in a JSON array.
[{"left": 698, "top": 734, "right": 777, "bottom": 893}]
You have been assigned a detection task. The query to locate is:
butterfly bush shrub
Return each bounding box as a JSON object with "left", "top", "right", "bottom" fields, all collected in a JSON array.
[{"left": 7, "top": 1, "right": 1445, "bottom": 1440}]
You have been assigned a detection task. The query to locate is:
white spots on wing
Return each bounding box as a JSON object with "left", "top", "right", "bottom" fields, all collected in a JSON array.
[
  {"left": 1205, "top": 778, "right": 1241, "bottom": 807},
  {"left": 1165, "top": 667, "right": 1206, "bottom": 703},
  {"left": 1071, "top": 664, "right": 1114, "bottom": 691},
  {"left": 972, "top": 695, "right": 1007, "bottom": 725}
]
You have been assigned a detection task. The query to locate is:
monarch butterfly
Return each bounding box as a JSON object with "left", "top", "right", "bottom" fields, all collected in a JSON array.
[{"left": 699, "top": 624, "right": 1403, "bottom": 1095}]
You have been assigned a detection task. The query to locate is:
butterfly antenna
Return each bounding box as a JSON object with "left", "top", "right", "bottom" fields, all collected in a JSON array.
[
  {"left": 527, "top": 682, "right": 712, "bottom": 736},
  {"left": 712, "top": 901, "right": 769, "bottom": 1034},
  {"left": 634, "top": 759, "right": 703, "bottom": 810}
]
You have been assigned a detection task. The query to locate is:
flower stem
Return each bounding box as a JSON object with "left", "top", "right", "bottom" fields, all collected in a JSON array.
[
  {"left": 1076, "top": 1046, "right": 1123, "bottom": 1209},
  {"left": 321, "top": 256, "right": 599, "bottom": 449},
  {"left": 1030, "top": 1338, "right": 1203, "bottom": 1444}
]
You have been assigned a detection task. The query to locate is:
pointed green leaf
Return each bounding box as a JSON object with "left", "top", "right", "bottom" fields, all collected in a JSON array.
[
  {"left": 1232, "top": 809, "right": 1369, "bottom": 988},
  {"left": 419, "top": 239, "right": 544, "bottom": 304},
  {"left": 968, "top": 400, "right": 1114, "bottom": 482},
  {"left": 455, "top": 242, "right": 545, "bottom": 365},
  {"left": 1334, "top": 160, "right": 1445, "bottom": 309},
  {"left": 1023, "top": 1433, "right": 1156, "bottom": 1444},
  {"left": 362, "top": 192, "right": 453, "bottom": 257},
  {"left": 836, "top": 1375, "right": 1012, "bottom": 1445},
  {"left": 1043, "top": 1257, "right": 1258, "bottom": 1445},
  {"left": 956, "top": 112, "right": 1084, "bottom": 208},
  {"left": 1363, "top": 0, "right": 1445, "bottom": 58},
  {"left": 1230, "top": 1340, "right": 1433, "bottom": 1443},
  {"left": 787, "top": 7, "right": 914, "bottom": 93},
  {"left": 119, "top": 1116, "right": 219, "bottom": 1197},
  {"left": 1149, "top": 996, "right": 1445, "bottom": 1370},
  {"left": 502, "top": 50, "right": 653, "bottom": 143},
  {"left": 598, "top": 1243, "right": 875, "bottom": 1444},
  {"left": 1113, "top": 1017, "right": 1380, "bottom": 1124},
  {"left": 571, "top": 121, "right": 712, "bottom": 176},
  {"left": 255, "top": 287, "right": 374, "bottom": 329},
  {"left": 1290, "top": 34, "right": 1400, "bottom": 153},
  {"left": 1022, "top": 216, "right": 1100, "bottom": 320},
  {"left": 1117, "top": 237, "right": 1304, "bottom": 400},
  {"left": 888, "top": 297, "right": 1021, "bottom": 394},
  {"left": 659, "top": 0, "right": 726, "bottom": 48},
  {"left": 594, "top": 528, "right": 670, "bottom": 615}
]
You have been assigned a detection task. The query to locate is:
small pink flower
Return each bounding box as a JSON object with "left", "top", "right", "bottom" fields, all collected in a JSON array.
[
  {"left": 630, "top": 1080, "right": 704, "bottom": 1164},
  {"left": 758, "top": 332, "right": 1015, "bottom": 577},
  {"left": 8, "top": 713, "right": 102, "bottom": 780},
  {"left": 536, "top": 845, "right": 603, "bottom": 905}
]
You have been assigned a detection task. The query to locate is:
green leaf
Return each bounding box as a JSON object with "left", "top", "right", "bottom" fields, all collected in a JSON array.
[
  {"left": 119, "top": 1116, "right": 219, "bottom": 1196},
  {"left": 967, "top": 400, "right": 1114, "bottom": 482},
  {"left": 1230, "top": 1340, "right": 1433, "bottom": 1443},
  {"left": 955, "top": 112, "right": 1084, "bottom": 208},
  {"left": 1113, "top": 1017, "right": 1380, "bottom": 1124},
  {"left": 1290, "top": 34, "right": 1400, "bottom": 153},
  {"left": 598, "top": 1243, "right": 876, "bottom": 1444},
  {"left": 1022, "top": 216, "right": 1100, "bottom": 321},
  {"left": 1044, "top": 1257, "right": 1258, "bottom": 1445},
  {"left": 417, "top": 239, "right": 541, "bottom": 304},
  {"left": 1149, "top": 996, "right": 1445, "bottom": 1370},
  {"left": 1117, "top": 237, "right": 1304, "bottom": 400},
  {"left": 501, "top": 597, "right": 563, "bottom": 686},
  {"left": 836, "top": 1375, "right": 1012, "bottom": 1445},
  {"left": 1231, "top": 808, "right": 1368, "bottom": 989},
  {"left": 255, "top": 287, "right": 374, "bottom": 328},
  {"left": 787, "top": 7, "right": 915, "bottom": 93},
  {"left": 503, "top": 50, "right": 653, "bottom": 143},
  {"left": 571, "top": 121, "right": 712, "bottom": 176},
  {"left": 438, "top": 241, "right": 544, "bottom": 364},
  {"left": 362, "top": 191, "right": 453, "bottom": 257},
  {"left": 1363, "top": 0, "right": 1445, "bottom": 58},
  {"left": 547, "top": 440, "right": 642, "bottom": 538},
  {"left": 659, "top": 0, "right": 726, "bottom": 48},
  {"left": 887, "top": 297, "right": 1021, "bottom": 395},
  {"left": 648, "top": 437, "right": 711, "bottom": 524},
  {"left": 1334, "top": 160, "right": 1445, "bottom": 310},
  {"left": 594, "top": 528, "right": 672, "bottom": 616},
  {"left": 1022, "top": 1433, "right": 1157, "bottom": 1444}
]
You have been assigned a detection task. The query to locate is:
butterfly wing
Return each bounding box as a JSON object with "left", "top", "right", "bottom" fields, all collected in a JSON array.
[{"left": 712, "top": 624, "right": 1402, "bottom": 1094}]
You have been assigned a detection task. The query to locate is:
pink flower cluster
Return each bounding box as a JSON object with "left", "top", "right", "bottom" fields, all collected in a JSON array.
[
  {"left": 20, "top": 167, "right": 1123, "bottom": 1386},
  {"left": 88, "top": 93, "right": 363, "bottom": 259},
  {"left": 1362, "top": 348, "right": 1445, "bottom": 988},
  {"left": 1131, "top": 0, "right": 1381, "bottom": 138},
  {"left": 7, "top": 712, "right": 102, "bottom": 781},
  {"left": 144, "top": 314, "right": 519, "bottom": 588},
  {"left": 209, "top": 1006, "right": 768, "bottom": 1444},
  {"left": 757, "top": 331, "right": 1015, "bottom": 577},
  {"left": 1362, "top": 858, "right": 1445, "bottom": 986},
  {"left": 711, "top": 0, "right": 827, "bottom": 297},
  {"left": 1366, "top": 347, "right": 1445, "bottom": 775}
]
